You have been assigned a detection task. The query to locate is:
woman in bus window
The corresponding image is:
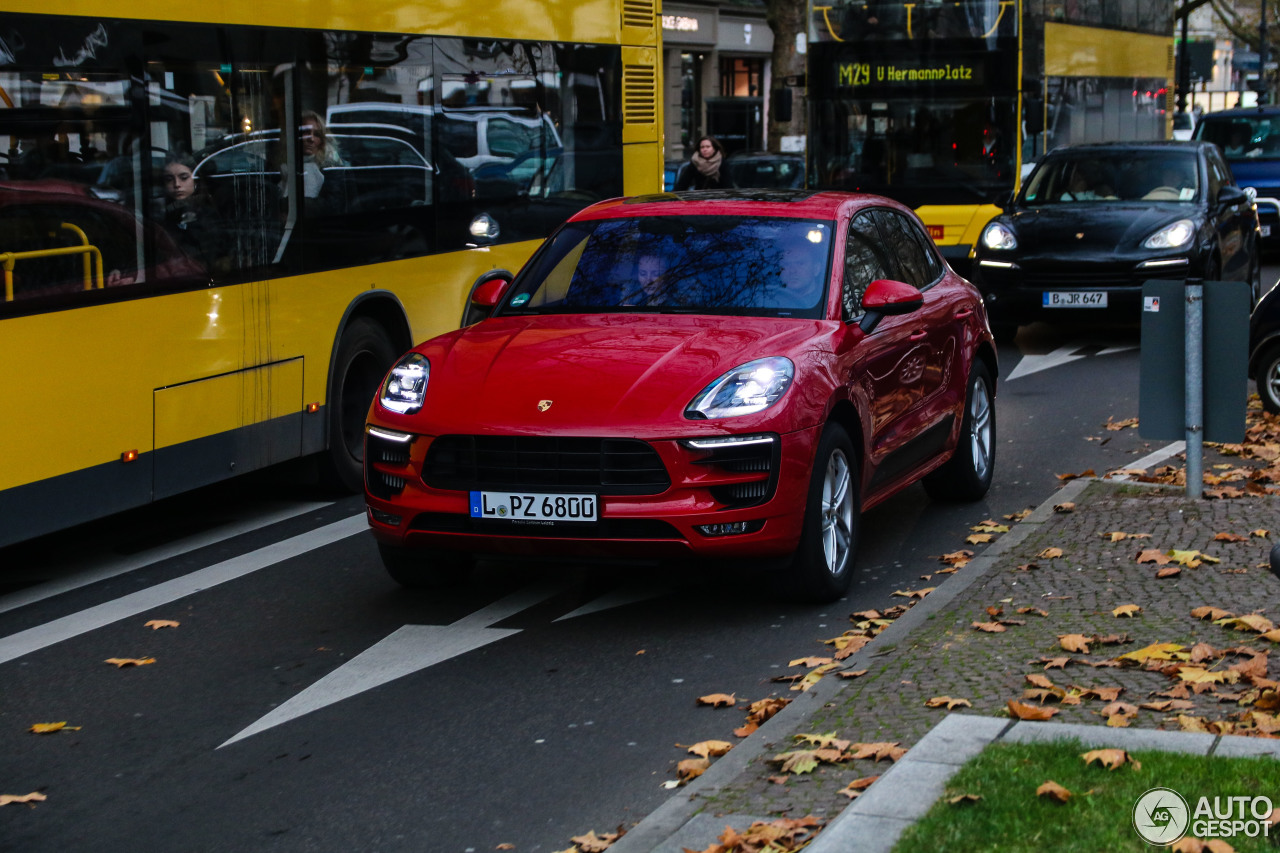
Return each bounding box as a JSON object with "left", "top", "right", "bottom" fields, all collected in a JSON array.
[{"left": 162, "top": 152, "right": 227, "bottom": 275}]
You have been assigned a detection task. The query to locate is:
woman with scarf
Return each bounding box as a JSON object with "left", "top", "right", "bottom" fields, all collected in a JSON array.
[{"left": 674, "top": 135, "right": 727, "bottom": 190}]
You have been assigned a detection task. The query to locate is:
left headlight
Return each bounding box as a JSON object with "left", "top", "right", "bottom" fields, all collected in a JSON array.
[
  {"left": 686, "top": 357, "right": 794, "bottom": 419},
  {"left": 380, "top": 353, "right": 430, "bottom": 415},
  {"left": 981, "top": 221, "right": 1018, "bottom": 251},
  {"left": 1142, "top": 218, "right": 1195, "bottom": 250}
]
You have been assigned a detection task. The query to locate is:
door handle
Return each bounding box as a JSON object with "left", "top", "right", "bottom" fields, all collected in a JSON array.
[
  {"left": 909, "top": 329, "right": 928, "bottom": 341},
  {"left": 955, "top": 307, "right": 974, "bottom": 319}
]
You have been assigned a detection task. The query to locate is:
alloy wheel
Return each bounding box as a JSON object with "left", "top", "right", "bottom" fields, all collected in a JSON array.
[{"left": 821, "top": 448, "right": 855, "bottom": 578}]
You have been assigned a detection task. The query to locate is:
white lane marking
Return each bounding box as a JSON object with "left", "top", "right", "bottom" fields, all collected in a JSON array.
[
  {"left": 0, "top": 501, "right": 333, "bottom": 615},
  {"left": 219, "top": 580, "right": 572, "bottom": 748},
  {"left": 1110, "top": 441, "right": 1186, "bottom": 476},
  {"left": 0, "top": 514, "right": 367, "bottom": 666},
  {"left": 553, "top": 585, "right": 669, "bottom": 621},
  {"left": 1006, "top": 341, "right": 1137, "bottom": 381}
]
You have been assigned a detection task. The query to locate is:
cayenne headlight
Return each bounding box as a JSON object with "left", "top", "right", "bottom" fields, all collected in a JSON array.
[
  {"left": 380, "top": 353, "right": 429, "bottom": 414},
  {"left": 686, "top": 357, "right": 794, "bottom": 419},
  {"left": 981, "top": 221, "right": 1017, "bottom": 251},
  {"left": 1142, "top": 218, "right": 1195, "bottom": 250}
]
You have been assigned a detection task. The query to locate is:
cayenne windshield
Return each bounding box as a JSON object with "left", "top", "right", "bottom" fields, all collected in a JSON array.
[
  {"left": 501, "top": 215, "right": 833, "bottom": 319},
  {"left": 1022, "top": 151, "right": 1201, "bottom": 205}
]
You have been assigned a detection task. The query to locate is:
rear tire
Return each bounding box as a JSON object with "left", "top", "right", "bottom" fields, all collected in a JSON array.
[
  {"left": 923, "top": 361, "right": 996, "bottom": 502},
  {"left": 1257, "top": 344, "right": 1280, "bottom": 415},
  {"left": 780, "top": 424, "right": 860, "bottom": 603},
  {"left": 378, "top": 543, "right": 472, "bottom": 589},
  {"left": 321, "top": 317, "right": 398, "bottom": 493}
]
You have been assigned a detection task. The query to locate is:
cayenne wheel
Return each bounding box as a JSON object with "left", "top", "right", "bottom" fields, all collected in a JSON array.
[
  {"left": 378, "top": 542, "right": 472, "bottom": 589},
  {"left": 321, "top": 317, "right": 398, "bottom": 493},
  {"left": 923, "top": 361, "right": 996, "bottom": 501},
  {"left": 782, "top": 424, "right": 860, "bottom": 603},
  {"left": 1257, "top": 344, "right": 1280, "bottom": 415}
]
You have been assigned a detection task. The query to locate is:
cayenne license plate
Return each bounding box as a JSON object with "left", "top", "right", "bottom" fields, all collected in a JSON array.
[
  {"left": 1043, "top": 291, "right": 1107, "bottom": 308},
  {"left": 469, "top": 491, "right": 597, "bottom": 522}
]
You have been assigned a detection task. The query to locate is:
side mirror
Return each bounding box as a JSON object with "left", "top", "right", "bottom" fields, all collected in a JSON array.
[
  {"left": 1217, "top": 185, "right": 1248, "bottom": 208},
  {"left": 460, "top": 270, "right": 514, "bottom": 327},
  {"left": 471, "top": 276, "right": 511, "bottom": 309},
  {"left": 859, "top": 278, "right": 924, "bottom": 333}
]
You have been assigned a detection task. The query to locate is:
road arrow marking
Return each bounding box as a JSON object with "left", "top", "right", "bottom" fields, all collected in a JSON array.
[
  {"left": 554, "top": 584, "right": 669, "bottom": 621},
  {"left": 1006, "top": 341, "right": 1137, "bottom": 382},
  {"left": 219, "top": 580, "right": 570, "bottom": 748}
]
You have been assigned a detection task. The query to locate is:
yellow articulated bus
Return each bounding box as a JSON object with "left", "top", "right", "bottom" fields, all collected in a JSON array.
[
  {"left": 0, "top": 0, "right": 661, "bottom": 547},
  {"left": 807, "top": 0, "right": 1174, "bottom": 275}
]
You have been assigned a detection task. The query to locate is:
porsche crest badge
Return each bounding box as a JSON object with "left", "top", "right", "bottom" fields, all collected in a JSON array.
[{"left": 537, "top": 400, "right": 553, "bottom": 412}]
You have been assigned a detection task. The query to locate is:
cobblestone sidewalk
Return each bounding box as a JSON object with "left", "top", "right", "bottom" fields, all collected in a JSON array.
[{"left": 613, "top": 476, "right": 1280, "bottom": 851}]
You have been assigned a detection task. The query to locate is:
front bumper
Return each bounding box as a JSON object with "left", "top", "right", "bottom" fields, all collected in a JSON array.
[
  {"left": 975, "top": 255, "right": 1191, "bottom": 325},
  {"left": 363, "top": 424, "right": 823, "bottom": 561}
]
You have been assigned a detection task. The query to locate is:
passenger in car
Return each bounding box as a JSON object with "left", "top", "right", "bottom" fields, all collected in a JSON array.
[
  {"left": 289, "top": 111, "right": 351, "bottom": 216},
  {"left": 1060, "top": 164, "right": 1114, "bottom": 201},
  {"left": 1143, "top": 164, "right": 1193, "bottom": 201}
]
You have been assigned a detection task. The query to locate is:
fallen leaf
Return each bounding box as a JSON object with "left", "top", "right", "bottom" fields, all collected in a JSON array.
[
  {"left": 1192, "top": 606, "right": 1234, "bottom": 621},
  {"left": 1112, "top": 604, "right": 1142, "bottom": 618},
  {"left": 104, "top": 657, "right": 155, "bottom": 668},
  {"left": 1007, "top": 700, "right": 1058, "bottom": 721},
  {"left": 1037, "top": 780, "right": 1072, "bottom": 802},
  {"left": 1059, "top": 634, "right": 1092, "bottom": 654},
  {"left": 28, "top": 722, "right": 80, "bottom": 734},
  {"left": 966, "top": 533, "right": 994, "bottom": 544},
  {"left": 948, "top": 793, "right": 983, "bottom": 804},
  {"left": 849, "top": 742, "right": 907, "bottom": 762},
  {"left": 892, "top": 588, "right": 934, "bottom": 600},
  {"left": 569, "top": 830, "right": 621, "bottom": 853},
  {"left": 685, "top": 740, "right": 734, "bottom": 758},
  {"left": 0, "top": 792, "right": 47, "bottom": 806},
  {"left": 696, "top": 693, "right": 737, "bottom": 708},
  {"left": 144, "top": 619, "right": 179, "bottom": 630},
  {"left": 1038, "top": 547, "right": 1065, "bottom": 559},
  {"left": 1053, "top": 502, "right": 1076, "bottom": 513},
  {"left": 1213, "top": 532, "right": 1249, "bottom": 542},
  {"left": 838, "top": 776, "right": 880, "bottom": 799},
  {"left": 496, "top": 844, "right": 515, "bottom": 851},
  {"left": 1018, "top": 607, "right": 1049, "bottom": 617},
  {"left": 1117, "top": 643, "right": 1185, "bottom": 663},
  {"left": 1136, "top": 549, "right": 1172, "bottom": 565},
  {"left": 789, "top": 657, "right": 836, "bottom": 668},
  {"left": 1081, "top": 748, "right": 1140, "bottom": 770},
  {"left": 972, "top": 621, "right": 1007, "bottom": 633},
  {"left": 774, "top": 750, "right": 820, "bottom": 775},
  {"left": 924, "top": 696, "right": 972, "bottom": 710},
  {"left": 1077, "top": 686, "right": 1124, "bottom": 702},
  {"left": 1253, "top": 529, "right": 1271, "bottom": 539},
  {"left": 677, "top": 757, "right": 711, "bottom": 781},
  {"left": 1217, "top": 614, "right": 1275, "bottom": 633},
  {"left": 836, "top": 669, "right": 869, "bottom": 680},
  {"left": 1157, "top": 567, "right": 1183, "bottom": 578}
]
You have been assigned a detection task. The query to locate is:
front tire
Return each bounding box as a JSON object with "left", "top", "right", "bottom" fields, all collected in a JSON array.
[
  {"left": 378, "top": 542, "right": 472, "bottom": 589},
  {"left": 1257, "top": 344, "right": 1280, "bottom": 414},
  {"left": 782, "top": 424, "right": 860, "bottom": 603},
  {"left": 923, "top": 361, "right": 996, "bottom": 501},
  {"left": 322, "top": 317, "right": 398, "bottom": 493}
]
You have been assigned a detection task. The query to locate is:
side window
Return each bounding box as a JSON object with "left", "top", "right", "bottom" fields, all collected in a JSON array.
[
  {"left": 871, "top": 209, "right": 940, "bottom": 288},
  {"left": 842, "top": 212, "right": 895, "bottom": 320}
]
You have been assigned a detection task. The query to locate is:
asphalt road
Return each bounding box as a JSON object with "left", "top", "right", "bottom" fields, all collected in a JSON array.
[{"left": 1, "top": 269, "right": 1270, "bottom": 852}]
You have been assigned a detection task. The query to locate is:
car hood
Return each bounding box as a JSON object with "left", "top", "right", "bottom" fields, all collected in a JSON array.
[
  {"left": 397, "top": 314, "right": 837, "bottom": 435},
  {"left": 1003, "top": 203, "right": 1194, "bottom": 255}
]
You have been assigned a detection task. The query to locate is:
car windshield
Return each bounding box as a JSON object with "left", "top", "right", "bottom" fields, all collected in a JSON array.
[
  {"left": 1195, "top": 115, "right": 1280, "bottom": 160},
  {"left": 501, "top": 215, "right": 833, "bottom": 319},
  {"left": 1021, "top": 151, "right": 1200, "bottom": 205}
]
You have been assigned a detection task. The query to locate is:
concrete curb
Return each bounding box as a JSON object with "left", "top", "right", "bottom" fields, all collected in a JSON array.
[
  {"left": 807, "top": 712, "right": 1280, "bottom": 853},
  {"left": 609, "top": 477, "right": 1097, "bottom": 852}
]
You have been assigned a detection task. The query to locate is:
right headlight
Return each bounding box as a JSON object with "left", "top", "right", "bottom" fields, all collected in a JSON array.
[
  {"left": 380, "top": 353, "right": 429, "bottom": 414},
  {"left": 981, "top": 221, "right": 1018, "bottom": 251}
]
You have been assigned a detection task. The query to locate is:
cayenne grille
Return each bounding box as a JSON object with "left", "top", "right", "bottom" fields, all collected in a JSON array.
[
  {"left": 423, "top": 435, "right": 670, "bottom": 495},
  {"left": 689, "top": 436, "right": 779, "bottom": 509}
]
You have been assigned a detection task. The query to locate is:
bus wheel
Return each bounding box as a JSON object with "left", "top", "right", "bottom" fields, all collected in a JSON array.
[
  {"left": 378, "top": 543, "right": 472, "bottom": 588},
  {"left": 323, "top": 317, "right": 397, "bottom": 493}
]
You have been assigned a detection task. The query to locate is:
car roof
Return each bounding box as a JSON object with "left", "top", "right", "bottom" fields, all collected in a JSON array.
[
  {"left": 1198, "top": 106, "right": 1280, "bottom": 118},
  {"left": 1047, "top": 140, "right": 1208, "bottom": 154},
  {"left": 568, "top": 189, "right": 894, "bottom": 221}
]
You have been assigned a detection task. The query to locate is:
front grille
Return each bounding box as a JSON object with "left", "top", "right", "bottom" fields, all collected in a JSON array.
[
  {"left": 424, "top": 435, "right": 670, "bottom": 495},
  {"left": 409, "top": 513, "right": 680, "bottom": 540}
]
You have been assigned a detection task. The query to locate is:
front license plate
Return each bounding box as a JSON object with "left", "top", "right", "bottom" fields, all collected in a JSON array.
[
  {"left": 469, "top": 491, "right": 597, "bottom": 522},
  {"left": 1043, "top": 291, "right": 1108, "bottom": 308}
]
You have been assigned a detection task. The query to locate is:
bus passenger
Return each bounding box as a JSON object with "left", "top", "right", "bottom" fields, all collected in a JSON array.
[
  {"left": 162, "top": 152, "right": 227, "bottom": 274},
  {"left": 674, "top": 135, "right": 726, "bottom": 191},
  {"left": 292, "top": 110, "right": 350, "bottom": 216}
]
